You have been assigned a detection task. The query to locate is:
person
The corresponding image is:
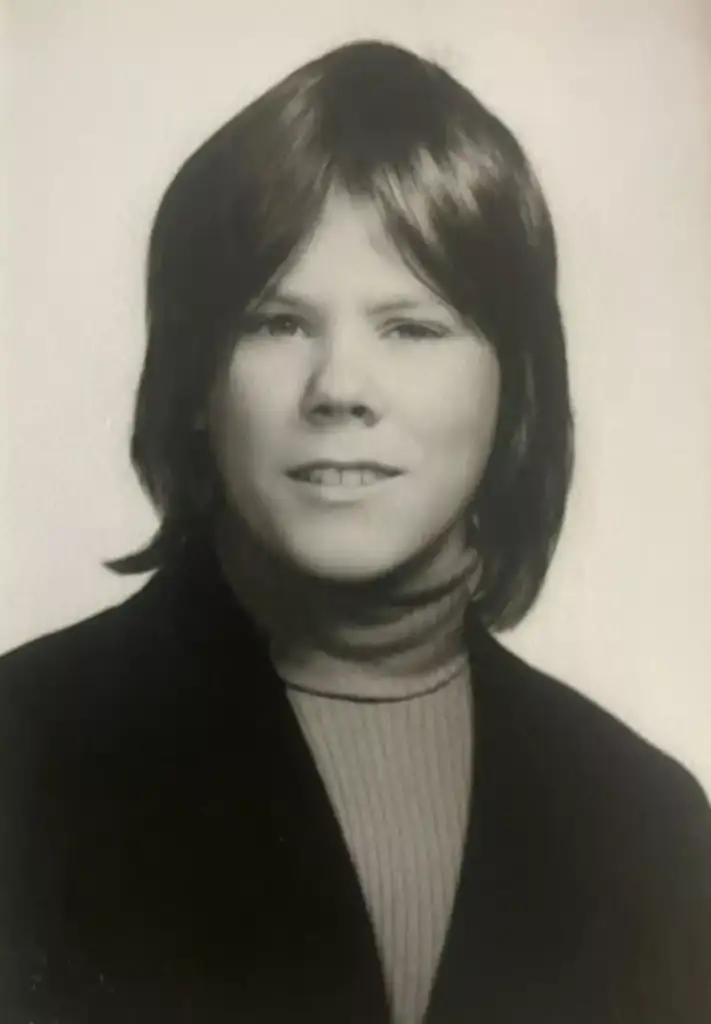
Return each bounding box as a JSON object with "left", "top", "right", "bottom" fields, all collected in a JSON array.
[{"left": 0, "top": 38, "right": 709, "bottom": 1024}]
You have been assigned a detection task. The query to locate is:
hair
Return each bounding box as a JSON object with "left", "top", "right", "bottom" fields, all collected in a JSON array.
[{"left": 109, "top": 38, "right": 574, "bottom": 631}]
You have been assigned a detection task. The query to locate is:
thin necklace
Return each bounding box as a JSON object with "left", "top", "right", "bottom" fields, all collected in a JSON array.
[{"left": 282, "top": 659, "right": 467, "bottom": 705}]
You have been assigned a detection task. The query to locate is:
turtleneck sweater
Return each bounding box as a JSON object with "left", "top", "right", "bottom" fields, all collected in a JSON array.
[{"left": 217, "top": 523, "right": 478, "bottom": 1024}]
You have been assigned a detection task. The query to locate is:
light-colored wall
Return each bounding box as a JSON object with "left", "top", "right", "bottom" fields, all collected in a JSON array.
[{"left": 3, "top": 0, "right": 710, "bottom": 793}]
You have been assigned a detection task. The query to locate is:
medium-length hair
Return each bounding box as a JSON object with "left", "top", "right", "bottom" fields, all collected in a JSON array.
[{"left": 110, "top": 39, "right": 574, "bottom": 631}]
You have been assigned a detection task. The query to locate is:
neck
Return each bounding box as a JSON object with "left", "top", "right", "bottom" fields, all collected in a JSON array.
[{"left": 215, "top": 516, "right": 480, "bottom": 701}]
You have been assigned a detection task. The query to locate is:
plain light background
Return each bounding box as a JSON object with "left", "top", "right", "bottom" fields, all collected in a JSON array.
[{"left": 3, "top": 1, "right": 710, "bottom": 793}]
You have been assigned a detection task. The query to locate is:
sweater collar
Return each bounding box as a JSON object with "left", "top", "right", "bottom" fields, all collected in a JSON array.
[{"left": 212, "top": 519, "right": 480, "bottom": 702}]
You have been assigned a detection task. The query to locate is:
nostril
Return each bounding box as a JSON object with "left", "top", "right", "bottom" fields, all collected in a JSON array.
[{"left": 310, "top": 400, "right": 371, "bottom": 422}]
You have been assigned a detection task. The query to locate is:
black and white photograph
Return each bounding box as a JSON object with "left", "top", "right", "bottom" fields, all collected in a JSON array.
[{"left": 2, "top": 2, "right": 710, "bottom": 1021}]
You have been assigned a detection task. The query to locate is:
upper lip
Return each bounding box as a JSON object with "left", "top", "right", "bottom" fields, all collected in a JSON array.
[{"left": 287, "top": 460, "right": 403, "bottom": 477}]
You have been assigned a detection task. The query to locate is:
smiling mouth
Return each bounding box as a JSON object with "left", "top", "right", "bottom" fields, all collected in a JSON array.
[
  {"left": 289, "top": 466, "right": 400, "bottom": 487},
  {"left": 286, "top": 464, "right": 403, "bottom": 487}
]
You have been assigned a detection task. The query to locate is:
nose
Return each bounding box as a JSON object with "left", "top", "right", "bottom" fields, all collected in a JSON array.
[{"left": 301, "top": 333, "right": 380, "bottom": 428}]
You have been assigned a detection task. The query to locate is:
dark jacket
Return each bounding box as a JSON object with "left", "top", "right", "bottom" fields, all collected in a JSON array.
[{"left": 1, "top": 545, "right": 710, "bottom": 1023}]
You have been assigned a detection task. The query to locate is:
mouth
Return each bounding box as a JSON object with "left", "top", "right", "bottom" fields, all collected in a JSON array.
[{"left": 286, "top": 462, "right": 404, "bottom": 489}]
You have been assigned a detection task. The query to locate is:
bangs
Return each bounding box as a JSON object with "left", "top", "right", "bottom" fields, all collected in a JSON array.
[
  {"left": 318, "top": 80, "right": 556, "bottom": 346},
  {"left": 211, "top": 44, "right": 554, "bottom": 353},
  {"left": 155, "top": 39, "right": 554, "bottom": 342}
]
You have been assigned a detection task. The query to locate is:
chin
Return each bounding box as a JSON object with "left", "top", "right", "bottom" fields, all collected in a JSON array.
[{"left": 283, "top": 538, "right": 410, "bottom": 584}]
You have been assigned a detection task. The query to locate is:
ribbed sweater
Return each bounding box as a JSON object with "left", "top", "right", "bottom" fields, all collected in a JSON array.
[
  {"left": 217, "top": 523, "right": 478, "bottom": 1023},
  {"left": 287, "top": 671, "right": 472, "bottom": 1023}
]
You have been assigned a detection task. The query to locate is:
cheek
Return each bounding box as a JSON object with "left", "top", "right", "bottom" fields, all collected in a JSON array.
[
  {"left": 211, "top": 354, "right": 295, "bottom": 470},
  {"left": 408, "top": 350, "right": 501, "bottom": 472}
]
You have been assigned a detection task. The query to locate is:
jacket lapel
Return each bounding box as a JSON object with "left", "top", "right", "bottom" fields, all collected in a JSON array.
[
  {"left": 169, "top": 552, "right": 393, "bottom": 1021},
  {"left": 425, "top": 620, "right": 613, "bottom": 1023}
]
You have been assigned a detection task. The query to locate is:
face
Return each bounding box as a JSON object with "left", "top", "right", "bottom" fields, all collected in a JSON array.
[{"left": 209, "top": 191, "right": 501, "bottom": 582}]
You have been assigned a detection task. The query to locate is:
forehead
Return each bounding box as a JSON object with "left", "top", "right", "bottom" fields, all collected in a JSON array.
[{"left": 274, "top": 191, "right": 437, "bottom": 303}]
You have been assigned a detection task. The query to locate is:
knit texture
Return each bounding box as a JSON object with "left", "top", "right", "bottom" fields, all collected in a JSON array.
[{"left": 288, "top": 669, "right": 472, "bottom": 1024}]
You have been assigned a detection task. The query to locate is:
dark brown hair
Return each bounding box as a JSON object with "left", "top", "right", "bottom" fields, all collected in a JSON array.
[{"left": 109, "top": 39, "right": 574, "bottom": 631}]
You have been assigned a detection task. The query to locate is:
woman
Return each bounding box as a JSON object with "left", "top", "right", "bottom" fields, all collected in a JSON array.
[{"left": 1, "top": 39, "right": 709, "bottom": 1024}]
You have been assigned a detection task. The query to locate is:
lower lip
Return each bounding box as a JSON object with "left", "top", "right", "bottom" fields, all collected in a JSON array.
[{"left": 288, "top": 473, "right": 402, "bottom": 504}]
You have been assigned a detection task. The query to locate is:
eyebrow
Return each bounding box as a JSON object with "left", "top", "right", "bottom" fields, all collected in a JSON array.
[{"left": 253, "top": 289, "right": 453, "bottom": 317}]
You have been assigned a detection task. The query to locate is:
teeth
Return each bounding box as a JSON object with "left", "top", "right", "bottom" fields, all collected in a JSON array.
[{"left": 305, "top": 468, "right": 384, "bottom": 486}]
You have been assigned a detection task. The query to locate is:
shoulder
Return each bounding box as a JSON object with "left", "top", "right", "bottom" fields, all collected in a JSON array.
[
  {"left": 0, "top": 597, "right": 137, "bottom": 681},
  {"left": 0, "top": 579, "right": 158, "bottom": 709},
  {"left": 479, "top": 637, "right": 711, "bottom": 1016},
  {"left": 474, "top": 625, "right": 711, "bottom": 837},
  {"left": 0, "top": 560, "right": 266, "bottom": 772},
  {"left": 0, "top": 574, "right": 197, "bottom": 780}
]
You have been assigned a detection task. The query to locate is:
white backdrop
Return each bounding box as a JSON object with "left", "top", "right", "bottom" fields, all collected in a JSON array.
[{"left": 3, "top": 0, "right": 710, "bottom": 793}]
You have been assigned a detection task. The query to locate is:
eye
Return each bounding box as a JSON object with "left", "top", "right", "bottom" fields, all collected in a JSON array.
[
  {"left": 242, "top": 312, "right": 309, "bottom": 338},
  {"left": 385, "top": 320, "right": 451, "bottom": 341}
]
